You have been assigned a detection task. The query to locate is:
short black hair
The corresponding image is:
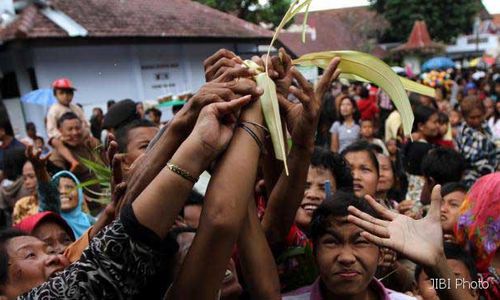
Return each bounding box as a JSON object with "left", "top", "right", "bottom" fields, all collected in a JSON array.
[
  {"left": 56, "top": 112, "right": 80, "bottom": 129},
  {"left": 146, "top": 108, "right": 162, "bottom": 118},
  {"left": 421, "top": 148, "right": 465, "bottom": 185},
  {"left": 415, "top": 243, "right": 478, "bottom": 283},
  {"left": 0, "top": 229, "right": 29, "bottom": 286},
  {"left": 35, "top": 136, "right": 44, "bottom": 143},
  {"left": 115, "top": 119, "right": 156, "bottom": 152},
  {"left": 310, "top": 191, "right": 379, "bottom": 251},
  {"left": 441, "top": 182, "right": 468, "bottom": 198},
  {"left": 311, "top": 147, "right": 353, "bottom": 191},
  {"left": 437, "top": 112, "right": 449, "bottom": 124},
  {"left": 413, "top": 105, "right": 437, "bottom": 132},
  {"left": 0, "top": 120, "right": 14, "bottom": 136},
  {"left": 341, "top": 140, "right": 380, "bottom": 177},
  {"left": 25, "top": 122, "right": 36, "bottom": 132},
  {"left": 359, "top": 86, "right": 369, "bottom": 98}
]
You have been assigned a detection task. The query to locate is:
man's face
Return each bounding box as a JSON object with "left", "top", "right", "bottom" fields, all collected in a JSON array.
[
  {"left": 124, "top": 126, "right": 159, "bottom": 167},
  {"left": 441, "top": 191, "right": 466, "bottom": 233},
  {"left": 417, "top": 259, "right": 476, "bottom": 300},
  {"left": 315, "top": 217, "right": 380, "bottom": 298},
  {"left": 344, "top": 151, "right": 378, "bottom": 198},
  {"left": 2, "top": 236, "right": 69, "bottom": 298},
  {"left": 22, "top": 162, "right": 37, "bottom": 195},
  {"left": 59, "top": 119, "right": 83, "bottom": 146},
  {"left": 465, "top": 109, "right": 484, "bottom": 129},
  {"left": 54, "top": 89, "right": 74, "bottom": 106},
  {"left": 295, "top": 166, "right": 335, "bottom": 231},
  {"left": 419, "top": 113, "right": 439, "bottom": 139}
]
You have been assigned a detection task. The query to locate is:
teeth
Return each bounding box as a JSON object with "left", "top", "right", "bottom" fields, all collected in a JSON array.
[
  {"left": 224, "top": 269, "right": 232, "bottom": 279},
  {"left": 302, "top": 205, "right": 317, "bottom": 211}
]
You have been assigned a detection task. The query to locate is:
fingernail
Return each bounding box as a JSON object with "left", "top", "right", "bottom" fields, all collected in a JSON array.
[{"left": 256, "top": 87, "right": 264, "bottom": 94}]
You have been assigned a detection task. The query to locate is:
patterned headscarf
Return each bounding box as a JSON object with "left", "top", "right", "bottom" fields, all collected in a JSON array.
[{"left": 455, "top": 173, "right": 500, "bottom": 272}]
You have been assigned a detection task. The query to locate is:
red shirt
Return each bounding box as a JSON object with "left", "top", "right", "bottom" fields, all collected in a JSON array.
[{"left": 358, "top": 97, "right": 379, "bottom": 121}]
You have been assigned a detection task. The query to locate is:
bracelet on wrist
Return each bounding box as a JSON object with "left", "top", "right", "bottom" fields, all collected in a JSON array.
[
  {"left": 238, "top": 123, "right": 266, "bottom": 154},
  {"left": 166, "top": 161, "right": 199, "bottom": 184}
]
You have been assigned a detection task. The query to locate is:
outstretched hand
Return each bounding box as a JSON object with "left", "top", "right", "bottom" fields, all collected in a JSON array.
[
  {"left": 25, "top": 145, "right": 50, "bottom": 170},
  {"left": 347, "top": 185, "right": 444, "bottom": 267},
  {"left": 277, "top": 57, "right": 341, "bottom": 149}
]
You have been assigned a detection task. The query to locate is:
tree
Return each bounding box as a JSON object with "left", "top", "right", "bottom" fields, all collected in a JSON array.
[
  {"left": 195, "top": 0, "right": 293, "bottom": 28},
  {"left": 369, "top": 0, "right": 481, "bottom": 43}
]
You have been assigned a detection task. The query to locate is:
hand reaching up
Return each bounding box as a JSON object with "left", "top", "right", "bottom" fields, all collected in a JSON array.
[{"left": 347, "top": 185, "right": 444, "bottom": 268}]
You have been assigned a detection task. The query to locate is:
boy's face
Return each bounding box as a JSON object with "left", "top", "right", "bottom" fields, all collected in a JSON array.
[
  {"left": 315, "top": 217, "right": 381, "bottom": 298},
  {"left": 360, "top": 121, "right": 374, "bottom": 139},
  {"left": 440, "top": 191, "right": 466, "bottom": 234},
  {"left": 295, "top": 166, "right": 335, "bottom": 231},
  {"left": 344, "top": 151, "right": 379, "bottom": 198},
  {"left": 54, "top": 89, "right": 74, "bottom": 106},
  {"left": 465, "top": 108, "right": 484, "bottom": 129},
  {"left": 124, "top": 126, "right": 159, "bottom": 168},
  {"left": 417, "top": 259, "right": 476, "bottom": 300}
]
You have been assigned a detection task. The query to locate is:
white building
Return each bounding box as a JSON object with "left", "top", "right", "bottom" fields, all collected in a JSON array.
[{"left": 0, "top": 0, "right": 273, "bottom": 138}]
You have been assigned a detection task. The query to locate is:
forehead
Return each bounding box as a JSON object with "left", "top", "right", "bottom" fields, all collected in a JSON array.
[
  {"left": 376, "top": 154, "right": 391, "bottom": 166},
  {"left": 33, "top": 220, "right": 67, "bottom": 235},
  {"left": 340, "top": 98, "right": 352, "bottom": 105},
  {"left": 308, "top": 166, "right": 334, "bottom": 181},
  {"left": 448, "top": 259, "right": 470, "bottom": 277},
  {"left": 61, "top": 118, "right": 81, "bottom": 128},
  {"left": 345, "top": 151, "right": 373, "bottom": 167},
  {"left": 7, "top": 236, "right": 44, "bottom": 253},
  {"left": 323, "top": 216, "right": 365, "bottom": 238},
  {"left": 59, "top": 177, "right": 76, "bottom": 186},
  {"left": 23, "top": 161, "right": 34, "bottom": 173},
  {"left": 443, "top": 191, "right": 466, "bottom": 201},
  {"left": 128, "top": 126, "right": 158, "bottom": 141}
]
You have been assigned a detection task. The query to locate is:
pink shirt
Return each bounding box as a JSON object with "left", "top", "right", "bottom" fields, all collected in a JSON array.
[{"left": 283, "top": 278, "right": 416, "bottom": 300}]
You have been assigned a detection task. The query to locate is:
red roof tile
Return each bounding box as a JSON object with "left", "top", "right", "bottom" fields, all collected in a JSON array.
[
  {"left": 392, "top": 20, "right": 444, "bottom": 53},
  {"left": 0, "top": 0, "right": 273, "bottom": 43},
  {"left": 278, "top": 6, "right": 388, "bottom": 58}
]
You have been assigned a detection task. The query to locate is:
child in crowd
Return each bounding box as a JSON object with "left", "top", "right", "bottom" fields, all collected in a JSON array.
[
  {"left": 415, "top": 243, "right": 478, "bottom": 300},
  {"left": 360, "top": 119, "right": 389, "bottom": 155},
  {"left": 46, "top": 78, "right": 91, "bottom": 172},
  {"left": 330, "top": 96, "right": 360, "bottom": 153},
  {"left": 456, "top": 96, "right": 499, "bottom": 187}
]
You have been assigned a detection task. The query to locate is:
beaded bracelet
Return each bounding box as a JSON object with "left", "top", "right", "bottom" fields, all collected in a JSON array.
[{"left": 167, "top": 161, "right": 199, "bottom": 184}]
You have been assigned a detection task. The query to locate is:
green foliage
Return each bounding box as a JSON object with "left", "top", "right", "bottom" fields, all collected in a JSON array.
[
  {"left": 195, "top": 0, "right": 293, "bottom": 28},
  {"left": 78, "top": 157, "right": 111, "bottom": 205},
  {"left": 369, "top": 0, "right": 481, "bottom": 43}
]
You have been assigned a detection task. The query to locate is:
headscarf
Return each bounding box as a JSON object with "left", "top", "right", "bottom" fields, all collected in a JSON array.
[
  {"left": 455, "top": 173, "right": 500, "bottom": 272},
  {"left": 52, "top": 171, "right": 93, "bottom": 238},
  {"left": 14, "top": 211, "right": 75, "bottom": 241}
]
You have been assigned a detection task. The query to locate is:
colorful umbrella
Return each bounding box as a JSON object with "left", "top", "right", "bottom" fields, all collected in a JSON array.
[{"left": 422, "top": 57, "right": 455, "bottom": 71}]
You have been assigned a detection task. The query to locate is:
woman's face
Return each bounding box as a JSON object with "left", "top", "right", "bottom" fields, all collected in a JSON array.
[
  {"left": 22, "top": 162, "right": 37, "bottom": 195},
  {"left": 376, "top": 154, "right": 394, "bottom": 194},
  {"left": 339, "top": 98, "right": 354, "bottom": 118},
  {"left": 32, "top": 221, "right": 73, "bottom": 255},
  {"left": 386, "top": 140, "right": 398, "bottom": 155},
  {"left": 344, "top": 151, "right": 379, "bottom": 198},
  {"left": 419, "top": 113, "right": 439, "bottom": 139},
  {"left": 2, "top": 236, "right": 69, "bottom": 298},
  {"left": 58, "top": 177, "right": 79, "bottom": 212}
]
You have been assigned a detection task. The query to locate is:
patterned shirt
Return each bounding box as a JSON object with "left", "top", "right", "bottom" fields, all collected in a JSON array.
[
  {"left": 456, "top": 123, "right": 499, "bottom": 187},
  {"left": 19, "top": 204, "right": 177, "bottom": 299}
]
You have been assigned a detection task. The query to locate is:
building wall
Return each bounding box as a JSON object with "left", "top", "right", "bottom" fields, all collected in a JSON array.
[
  {"left": 447, "top": 34, "right": 499, "bottom": 57},
  {"left": 0, "top": 41, "right": 260, "bottom": 138}
]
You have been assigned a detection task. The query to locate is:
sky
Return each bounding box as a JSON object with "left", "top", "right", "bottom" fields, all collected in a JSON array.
[{"left": 304, "top": 0, "right": 500, "bottom": 14}]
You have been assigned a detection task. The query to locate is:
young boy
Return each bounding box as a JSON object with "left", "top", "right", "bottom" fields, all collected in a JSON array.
[
  {"left": 415, "top": 243, "right": 478, "bottom": 300},
  {"left": 440, "top": 182, "right": 467, "bottom": 236},
  {"left": 360, "top": 119, "right": 389, "bottom": 155},
  {"left": 284, "top": 191, "right": 413, "bottom": 299},
  {"left": 46, "top": 78, "right": 91, "bottom": 171},
  {"left": 456, "top": 96, "right": 499, "bottom": 187}
]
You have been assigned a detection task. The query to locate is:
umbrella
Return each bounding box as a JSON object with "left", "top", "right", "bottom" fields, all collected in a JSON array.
[
  {"left": 422, "top": 57, "right": 455, "bottom": 71},
  {"left": 20, "top": 89, "right": 57, "bottom": 106}
]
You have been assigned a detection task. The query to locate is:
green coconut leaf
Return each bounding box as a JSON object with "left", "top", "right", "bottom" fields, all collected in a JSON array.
[{"left": 293, "top": 51, "right": 415, "bottom": 136}]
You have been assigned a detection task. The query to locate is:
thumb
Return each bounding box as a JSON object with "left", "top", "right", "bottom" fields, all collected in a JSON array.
[
  {"left": 277, "top": 94, "right": 293, "bottom": 112},
  {"left": 428, "top": 184, "right": 442, "bottom": 220},
  {"left": 214, "top": 95, "right": 252, "bottom": 116}
]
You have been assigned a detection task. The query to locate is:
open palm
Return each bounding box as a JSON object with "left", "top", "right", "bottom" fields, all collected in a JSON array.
[{"left": 348, "top": 185, "right": 444, "bottom": 267}]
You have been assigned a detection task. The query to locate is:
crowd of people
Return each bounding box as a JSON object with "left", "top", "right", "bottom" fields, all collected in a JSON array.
[{"left": 0, "top": 47, "right": 498, "bottom": 299}]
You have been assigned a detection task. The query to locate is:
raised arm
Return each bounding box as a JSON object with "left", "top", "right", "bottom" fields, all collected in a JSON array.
[
  {"left": 238, "top": 199, "right": 281, "bottom": 300},
  {"left": 262, "top": 58, "right": 341, "bottom": 247},
  {"left": 347, "top": 185, "right": 476, "bottom": 300},
  {"left": 167, "top": 85, "right": 264, "bottom": 300}
]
